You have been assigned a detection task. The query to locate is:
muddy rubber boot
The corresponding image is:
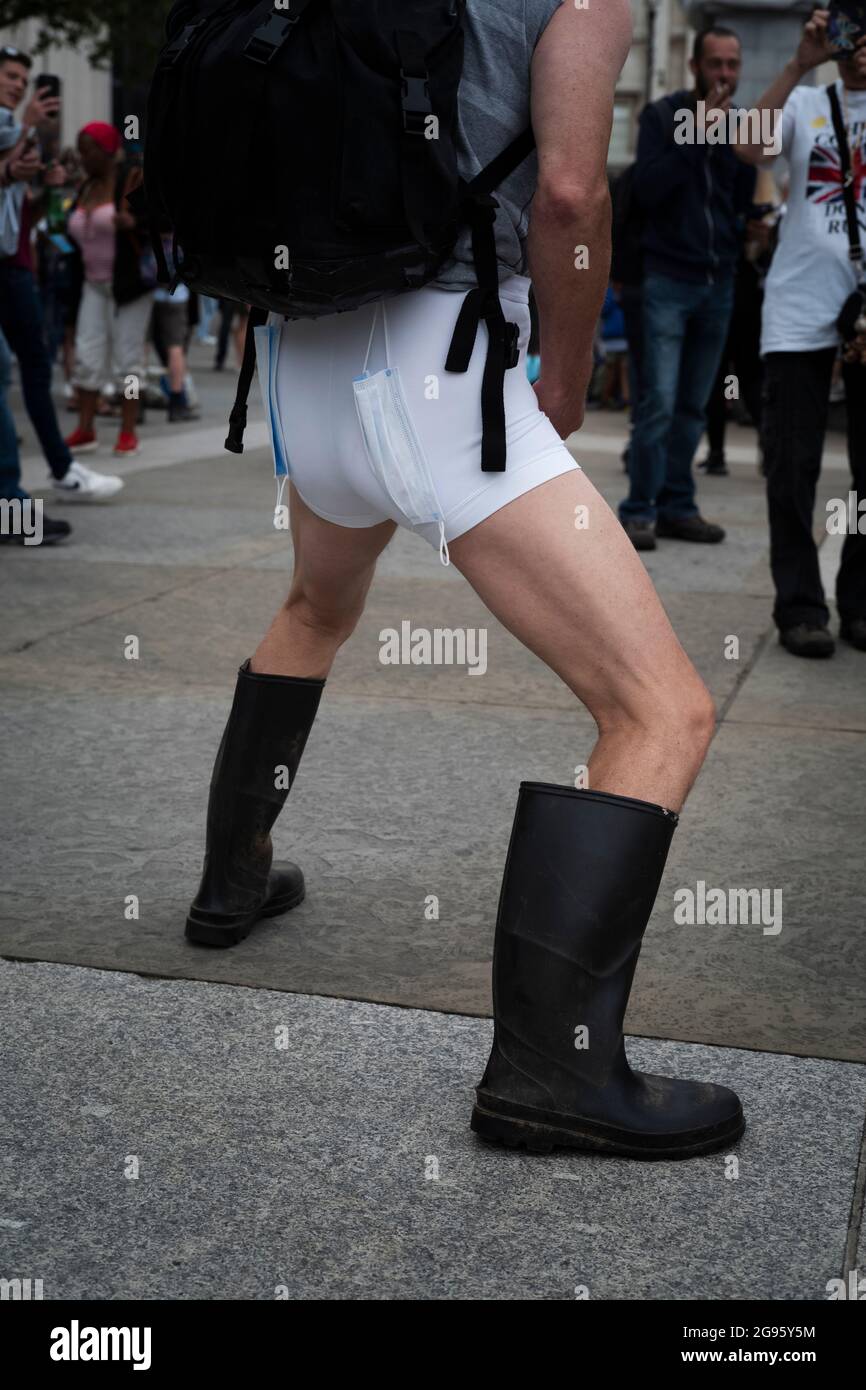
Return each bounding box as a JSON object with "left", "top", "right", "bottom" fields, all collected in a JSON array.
[
  {"left": 471, "top": 783, "right": 745, "bottom": 1159},
  {"left": 185, "top": 660, "right": 325, "bottom": 947}
]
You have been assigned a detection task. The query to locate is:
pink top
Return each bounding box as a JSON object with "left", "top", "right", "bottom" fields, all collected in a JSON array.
[{"left": 68, "top": 202, "right": 116, "bottom": 284}]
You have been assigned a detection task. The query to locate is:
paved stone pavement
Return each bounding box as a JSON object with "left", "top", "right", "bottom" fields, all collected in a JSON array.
[{"left": 1, "top": 344, "right": 864, "bottom": 1298}]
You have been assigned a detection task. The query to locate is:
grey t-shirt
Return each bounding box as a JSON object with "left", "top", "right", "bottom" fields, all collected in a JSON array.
[{"left": 432, "top": 0, "right": 564, "bottom": 290}]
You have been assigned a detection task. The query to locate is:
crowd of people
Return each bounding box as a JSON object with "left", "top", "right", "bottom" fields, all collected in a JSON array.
[
  {"left": 0, "top": 42, "right": 247, "bottom": 542},
  {"left": 1, "top": 8, "right": 864, "bottom": 661},
  {"left": 595, "top": 10, "right": 866, "bottom": 659}
]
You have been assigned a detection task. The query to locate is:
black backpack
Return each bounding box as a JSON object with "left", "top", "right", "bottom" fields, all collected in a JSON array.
[{"left": 139, "top": 0, "right": 535, "bottom": 468}]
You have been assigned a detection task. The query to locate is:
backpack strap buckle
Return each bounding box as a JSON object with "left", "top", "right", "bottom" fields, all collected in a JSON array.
[
  {"left": 244, "top": 12, "right": 298, "bottom": 65},
  {"left": 161, "top": 20, "right": 205, "bottom": 68},
  {"left": 400, "top": 70, "right": 432, "bottom": 136}
]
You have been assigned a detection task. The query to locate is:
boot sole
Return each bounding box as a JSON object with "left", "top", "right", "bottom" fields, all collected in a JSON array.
[
  {"left": 185, "top": 883, "right": 305, "bottom": 948},
  {"left": 471, "top": 1100, "right": 745, "bottom": 1161}
]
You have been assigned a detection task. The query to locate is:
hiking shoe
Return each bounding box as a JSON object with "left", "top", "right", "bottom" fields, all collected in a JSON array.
[
  {"left": 656, "top": 514, "right": 725, "bottom": 543},
  {"left": 622, "top": 519, "right": 657, "bottom": 551}
]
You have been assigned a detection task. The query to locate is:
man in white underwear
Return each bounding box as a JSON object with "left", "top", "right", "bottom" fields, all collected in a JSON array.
[{"left": 186, "top": 0, "right": 746, "bottom": 1161}]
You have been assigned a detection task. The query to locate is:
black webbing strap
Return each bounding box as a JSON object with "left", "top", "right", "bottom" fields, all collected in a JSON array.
[
  {"left": 445, "top": 127, "right": 536, "bottom": 471},
  {"left": 225, "top": 306, "right": 268, "bottom": 454},
  {"left": 467, "top": 127, "right": 537, "bottom": 201},
  {"left": 828, "top": 83, "right": 863, "bottom": 267},
  {"left": 394, "top": 29, "right": 438, "bottom": 253},
  {"left": 222, "top": 0, "right": 314, "bottom": 453}
]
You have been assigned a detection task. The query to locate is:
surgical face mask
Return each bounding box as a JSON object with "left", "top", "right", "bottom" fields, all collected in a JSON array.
[
  {"left": 254, "top": 319, "right": 290, "bottom": 522},
  {"left": 353, "top": 303, "right": 450, "bottom": 566}
]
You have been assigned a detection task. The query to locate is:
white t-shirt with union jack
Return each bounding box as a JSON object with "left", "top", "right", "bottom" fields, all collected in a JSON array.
[{"left": 762, "top": 78, "right": 866, "bottom": 355}]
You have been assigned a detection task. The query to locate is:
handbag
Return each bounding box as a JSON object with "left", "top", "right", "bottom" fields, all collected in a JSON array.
[{"left": 827, "top": 83, "right": 866, "bottom": 346}]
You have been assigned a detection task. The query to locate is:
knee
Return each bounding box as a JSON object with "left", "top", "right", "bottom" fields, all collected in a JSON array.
[
  {"left": 654, "top": 677, "right": 716, "bottom": 772},
  {"left": 283, "top": 585, "right": 364, "bottom": 648},
  {"left": 604, "top": 673, "right": 716, "bottom": 775}
]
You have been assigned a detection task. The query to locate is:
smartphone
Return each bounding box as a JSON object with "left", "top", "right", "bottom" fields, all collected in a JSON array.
[
  {"left": 828, "top": 1, "right": 866, "bottom": 55},
  {"left": 36, "top": 74, "right": 61, "bottom": 100}
]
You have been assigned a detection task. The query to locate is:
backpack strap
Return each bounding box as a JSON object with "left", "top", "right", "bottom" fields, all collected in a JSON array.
[
  {"left": 445, "top": 127, "right": 536, "bottom": 471},
  {"left": 221, "top": 0, "right": 315, "bottom": 453},
  {"left": 225, "top": 305, "right": 269, "bottom": 454},
  {"left": 395, "top": 29, "right": 439, "bottom": 253},
  {"left": 827, "top": 83, "right": 863, "bottom": 268}
]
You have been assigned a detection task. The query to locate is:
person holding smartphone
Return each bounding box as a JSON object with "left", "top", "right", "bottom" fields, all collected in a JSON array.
[
  {"left": 0, "top": 45, "right": 123, "bottom": 502},
  {"left": 734, "top": 6, "right": 866, "bottom": 658}
]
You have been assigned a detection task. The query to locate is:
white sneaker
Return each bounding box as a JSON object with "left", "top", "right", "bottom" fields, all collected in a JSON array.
[{"left": 51, "top": 460, "right": 125, "bottom": 503}]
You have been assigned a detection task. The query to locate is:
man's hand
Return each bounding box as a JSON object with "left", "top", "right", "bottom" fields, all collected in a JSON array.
[
  {"left": 534, "top": 350, "right": 594, "bottom": 439},
  {"left": 22, "top": 90, "right": 59, "bottom": 127},
  {"left": 795, "top": 7, "right": 834, "bottom": 72},
  {"left": 7, "top": 145, "right": 42, "bottom": 184},
  {"left": 745, "top": 217, "right": 774, "bottom": 253},
  {"left": 701, "top": 80, "right": 734, "bottom": 120}
]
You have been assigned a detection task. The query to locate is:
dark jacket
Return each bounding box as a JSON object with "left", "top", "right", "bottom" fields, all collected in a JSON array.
[
  {"left": 633, "top": 89, "right": 756, "bottom": 284},
  {"left": 66, "top": 161, "right": 153, "bottom": 320}
]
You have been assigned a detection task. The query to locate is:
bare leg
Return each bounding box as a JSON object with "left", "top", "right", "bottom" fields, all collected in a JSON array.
[
  {"left": 78, "top": 388, "right": 99, "bottom": 433},
  {"left": 121, "top": 395, "right": 139, "bottom": 436},
  {"left": 449, "top": 469, "right": 716, "bottom": 812},
  {"left": 251, "top": 482, "right": 397, "bottom": 678},
  {"left": 166, "top": 344, "right": 186, "bottom": 393}
]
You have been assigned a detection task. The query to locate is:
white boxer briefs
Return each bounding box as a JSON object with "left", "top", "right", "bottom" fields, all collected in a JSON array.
[{"left": 255, "top": 273, "right": 579, "bottom": 563}]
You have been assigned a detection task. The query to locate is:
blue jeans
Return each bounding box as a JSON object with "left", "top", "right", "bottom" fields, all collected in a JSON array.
[
  {"left": 620, "top": 272, "right": 734, "bottom": 523},
  {"left": 0, "top": 261, "right": 72, "bottom": 479},
  {"left": 0, "top": 327, "right": 27, "bottom": 501}
]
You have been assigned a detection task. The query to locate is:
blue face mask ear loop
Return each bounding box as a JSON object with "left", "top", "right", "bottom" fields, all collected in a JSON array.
[
  {"left": 360, "top": 301, "right": 380, "bottom": 380},
  {"left": 274, "top": 474, "right": 287, "bottom": 525}
]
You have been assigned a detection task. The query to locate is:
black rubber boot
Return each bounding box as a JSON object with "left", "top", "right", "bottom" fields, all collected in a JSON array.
[
  {"left": 185, "top": 660, "right": 325, "bottom": 947},
  {"left": 472, "top": 783, "right": 745, "bottom": 1160}
]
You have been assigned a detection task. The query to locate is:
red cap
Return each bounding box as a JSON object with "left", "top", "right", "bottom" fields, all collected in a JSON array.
[{"left": 80, "top": 121, "right": 122, "bottom": 155}]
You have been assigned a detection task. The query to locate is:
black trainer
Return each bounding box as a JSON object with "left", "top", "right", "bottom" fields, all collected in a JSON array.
[
  {"left": 0, "top": 512, "right": 71, "bottom": 546},
  {"left": 839, "top": 618, "right": 866, "bottom": 651},
  {"left": 698, "top": 450, "right": 729, "bottom": 476},
  {"left": 779, "top": 624, "right": 835, "bottom": 659}
]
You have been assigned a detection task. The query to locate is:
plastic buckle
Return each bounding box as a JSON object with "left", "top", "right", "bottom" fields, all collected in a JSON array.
[
  {"left": 400, "top": 70, "right": 432, "bottom": 136},
  {"left": 161, "top": 21, "right": 205, "bottom": 68},
  {"left": 244, "top": 12, "right": 297, "bottom": 65},
  {"left": 849, "top": 246, "right": 863, "bottom": 263},
  {"left": 504, "top": 321, "right": 520, "bottom": 369}
]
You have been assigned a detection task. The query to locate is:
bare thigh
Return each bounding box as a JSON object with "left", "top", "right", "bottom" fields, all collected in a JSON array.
[
  {"left": 287, "top": 482, "right": 397, "bottom": 618},
  {"left": 448, "top": 470, "right": 705, "bottom": 737},
  {"left": 251, "top": 484, "right": 397, "bottom": 677}
]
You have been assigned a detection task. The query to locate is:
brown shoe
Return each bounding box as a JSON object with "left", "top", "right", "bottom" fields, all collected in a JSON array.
[
  {"left": 622, "top": 519, "right": 657, "bottom": 551},
  {"left": 656, "top": 514, "right": 725, "bottom": 543}
]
